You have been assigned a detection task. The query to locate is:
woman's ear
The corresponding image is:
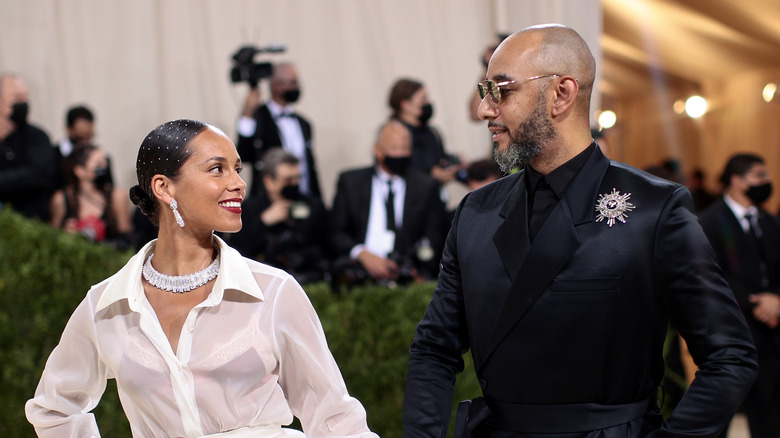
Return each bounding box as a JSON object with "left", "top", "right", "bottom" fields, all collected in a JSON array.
[{"left": 151, "top": 174, "right": 175, "bottom": 205}]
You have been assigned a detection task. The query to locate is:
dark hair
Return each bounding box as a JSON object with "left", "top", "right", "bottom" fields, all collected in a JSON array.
[
  {"left": 719, "top": 153, "right": 764, "bottom": 187},
  {"left": 261, "top": 148, "right": 299, "bottom": 179},
  {"left": 388, "top": 78, "right": 423, "bottom": 118},
  {"left": 467, "top": 158, "right": 503, "bottom": 182},
  {"left": 129, "top": 119, "right": 209, "bottom": 226},
  {"left": 63, "top": 143, "right": 116, "bottom": 230},
  {"left": 66, "top": 105, "right": 95, "bottom": 128}
]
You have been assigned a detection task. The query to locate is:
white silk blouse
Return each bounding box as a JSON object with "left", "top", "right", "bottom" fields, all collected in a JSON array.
[{"left": 25, "top": 237, "right": 377, "bottom": 438}]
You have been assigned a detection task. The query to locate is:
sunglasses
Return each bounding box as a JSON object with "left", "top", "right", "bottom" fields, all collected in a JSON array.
[{"left": 477, "top": 74, "right": 561, "bottom": 104}]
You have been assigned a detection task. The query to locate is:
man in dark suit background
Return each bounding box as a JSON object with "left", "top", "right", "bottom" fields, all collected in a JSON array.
[
  {"left": 699, "top": 153, "right": 780, "bottom": 438},
  {"left": 330, "top": 120, "right": 446, "bottom": 286},
  {"left": 237, "top": 62, "right": 321, "bottom": 199},
  {"left": 402, "top": 24, "right": 758, "bottom": 437},
  {"left": 228, "top": 148, "right": 330, "bottom": 285}
]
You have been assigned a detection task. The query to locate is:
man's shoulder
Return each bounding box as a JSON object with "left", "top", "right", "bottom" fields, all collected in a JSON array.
[
  {"left": 9, "top": 123, "right": 51, "bottom": 145},
  {"left": 338, "top": 166, "right": 373, "bottom": 181}
]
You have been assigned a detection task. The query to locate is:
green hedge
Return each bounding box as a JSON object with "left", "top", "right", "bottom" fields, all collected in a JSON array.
[{"left": 0, "top": 208, "right": 480, "bottom": 437}]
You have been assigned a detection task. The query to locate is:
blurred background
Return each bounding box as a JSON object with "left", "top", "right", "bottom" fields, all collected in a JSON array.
[{"left": 1, "top": 0, "right": 779, "bottom": 211}]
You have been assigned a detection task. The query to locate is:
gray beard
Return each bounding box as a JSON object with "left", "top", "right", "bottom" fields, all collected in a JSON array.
[{"left": 492, "top": 92, "right": 556, "bottom": 173}]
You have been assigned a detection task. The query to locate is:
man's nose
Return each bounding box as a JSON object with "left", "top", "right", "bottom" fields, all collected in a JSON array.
[{"left": 477, "top": 96, "right": 498, "bottom": 120}]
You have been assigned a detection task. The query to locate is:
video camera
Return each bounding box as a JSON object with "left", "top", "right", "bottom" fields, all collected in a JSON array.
[{"left": 230, "top": 44, "right": 286, "bottom": 88}]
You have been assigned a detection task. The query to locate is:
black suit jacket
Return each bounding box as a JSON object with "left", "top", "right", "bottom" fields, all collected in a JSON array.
[
  {"left": 236, "top": 104, "right": 321, "bottom": 199},
  {"left": 699, "top": 198, "right": 780, "bottom": 429},
  {"left": 403, "top": 146, "right": 757, "bottom": 437},
  {"left": 330, "top": 166, "right": 446, "bottom": 278}
]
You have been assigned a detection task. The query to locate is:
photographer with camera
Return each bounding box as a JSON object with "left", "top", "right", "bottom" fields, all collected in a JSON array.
[
  {"left": 236, "top": 62, "right": 321, "bottom": 199},
  {"left": 228, "top": 148, "right": 329, "bottom": 285},
  {"left": 330, "top": 120, "right": 446, "bottom": 288}
]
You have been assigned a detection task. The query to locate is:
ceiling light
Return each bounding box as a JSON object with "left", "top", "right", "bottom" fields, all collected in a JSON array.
[
  {"left": 597, "top": 110, "right": 617, "bottom": 129},
  {"left": 684, "top": 96, "right": 707, "bottom": 118},
  {"left": 673, "top": 99, "right": 686, "bottom": 114},
  {"left": 763, "top": 83, "right": 777, "bottom": 103}
]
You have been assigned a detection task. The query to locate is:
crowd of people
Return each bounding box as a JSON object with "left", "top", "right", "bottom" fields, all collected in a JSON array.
[
  {"left": 6, "top": 22, "right": 780, "bottom": 438},
  {"left": 0, "top": 68, "right": 501, "bottom": 289}
]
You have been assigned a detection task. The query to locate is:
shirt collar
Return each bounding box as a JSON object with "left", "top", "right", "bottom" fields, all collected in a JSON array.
[
  {"left": 267, "top": 99, "right": 293, "bottom": 118},
  {"left": 95, "top": 235, "right": 263, "bottom": 314},
  {"left": 723, "top": 193, "right": 758, "bottom": 221},
  {"left": 526, "top": 142, "right": 596, "bottom": 199}
]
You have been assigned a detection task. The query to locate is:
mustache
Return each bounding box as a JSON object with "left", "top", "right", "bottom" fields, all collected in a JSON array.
[{"left": 487, "top": 121, "right": 507, "bottom": 130}]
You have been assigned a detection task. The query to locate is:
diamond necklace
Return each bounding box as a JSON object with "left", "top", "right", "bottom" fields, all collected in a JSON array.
[{"left": 142, "top": 253, "right": 220, "bottom": 293}]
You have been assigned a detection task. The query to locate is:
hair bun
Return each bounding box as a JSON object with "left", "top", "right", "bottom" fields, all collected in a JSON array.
[{"left": 129, "top": 185, "right": 156, "bottom": 218}]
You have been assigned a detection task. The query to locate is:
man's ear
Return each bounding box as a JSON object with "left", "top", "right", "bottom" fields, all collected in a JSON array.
[
  {"left": 550, "top": 76, "right": 579, "bottom": 117},
  {"left": 151, "top": 174, "right": 175, "bottom": 205}
]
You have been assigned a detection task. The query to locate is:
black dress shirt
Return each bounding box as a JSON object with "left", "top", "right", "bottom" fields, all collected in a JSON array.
[{"left": 526, "top": 142, "right": 596, "bottom": 241}]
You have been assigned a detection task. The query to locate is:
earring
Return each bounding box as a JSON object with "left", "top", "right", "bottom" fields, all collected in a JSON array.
[{"left": 170, "top": 199, "right": 185, "bottom": 228}]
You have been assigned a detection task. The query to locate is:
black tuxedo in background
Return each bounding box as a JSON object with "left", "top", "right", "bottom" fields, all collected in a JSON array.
[
  {"left": 329, "top": 166, "right": 446, "bottom": 280},
  {"left": 403, "top": 146, "right": 757, "bottom": 437},
  {"left": 699, "top": 198, "right": 780, "bottom": 438},
  {"left": 236, "top": 104, "right": 321, "bottom": 199},
  {"left": 228, "top": 193, "right": 329, "bottom": 285}
]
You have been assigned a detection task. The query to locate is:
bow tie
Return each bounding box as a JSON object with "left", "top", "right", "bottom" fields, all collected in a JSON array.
[{"left": 276, "top": 112, "right": 295, "bottom": 118}]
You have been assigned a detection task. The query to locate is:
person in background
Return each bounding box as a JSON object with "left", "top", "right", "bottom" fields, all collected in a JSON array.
[
  {"left": 465, "top": 158, "right": 503, "bottom": 191},
  {"left": 57, "top": 105, "right": 95, "bottom": 158},
  {"left": 687, "top": 167, "right": 716, "bottom": 214},
  {"left": 49, "top": 143, "right": 132, "bottom": 249},
  {"left": 699, "top": 153, "right": 780, "bottom": 438},
  {"left": 0, "top": 73, "right": 56, "bottom": 221},
  {"left": 403, "top": 24, "right": 757, "bottom": 438},
  {"left": 330, "top": 120, "right": 446, "bottom": 287},
  {"left": 237, "top": 62, "right": 321, "bottom": 199},
  {"left": 389, "top": 78, "right": 464, "bottom": 185},
  {"left": 229, "top": 148, "right": 330, "bottom": 285},
  {"left": 26, "top": 119, "right": 378, "bottom": 438}
]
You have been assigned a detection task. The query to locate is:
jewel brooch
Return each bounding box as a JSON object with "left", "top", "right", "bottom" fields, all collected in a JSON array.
[{"left": 595, "top": 188, "right": 635, "bottom": 227}]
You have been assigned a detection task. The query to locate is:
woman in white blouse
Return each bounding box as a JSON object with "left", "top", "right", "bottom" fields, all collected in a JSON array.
[{"left": 26, "top": 120, "right": 377, "bottom": 438}]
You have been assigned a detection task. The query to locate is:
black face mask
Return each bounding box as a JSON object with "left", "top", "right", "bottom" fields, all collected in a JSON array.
[
  {"left": 10, "top": 102, "right": 29, "bottom": 127},
  {"left": 384, "top": 156, "right": 411, "bottom": 176},
  {"left": 418, "top": 103, "right": 434, "bottom": 124},
  {"left": 282, "top": 89, "right": 301, "bottom": 104},
  {"left": 280, "top": 184, "right": 302, "bottom": 201},
  {"left": 93, "top": 167, "right": 112, "bottom": 189},
  {"left": 746, "top": 182, "right": 772, "bottom": 205}
]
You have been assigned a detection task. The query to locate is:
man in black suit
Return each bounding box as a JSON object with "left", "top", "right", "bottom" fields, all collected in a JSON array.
[
  {"left": 237, "top": 62, "right": 321, "bottom": 199},
  {"left": 402, "top": 25, "right": 757, "bottom": 438},
  {"left": 0, "top": 73, "right": 56, "bottom": 222},
  {"left": 699, "top": 153, "right": 780, "bottom": 438},
  {"left": 330, "top": 120, "right": 446, "bottom": 286},
  {"left": 229, "top": 148, "right": 329, "bottom": 285}
]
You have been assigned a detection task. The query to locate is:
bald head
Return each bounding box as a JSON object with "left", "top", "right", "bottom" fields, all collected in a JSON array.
[
  {"left": 497, "top": 24, "right": 595, "bottom": 114},
  {"left": 375, "top": 120, "right": 411, "bottom": 155}
]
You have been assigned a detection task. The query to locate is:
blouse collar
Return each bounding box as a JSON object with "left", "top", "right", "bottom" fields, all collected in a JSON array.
[{"left": 95, "top": 235, "right": 264, "bottom": 314}]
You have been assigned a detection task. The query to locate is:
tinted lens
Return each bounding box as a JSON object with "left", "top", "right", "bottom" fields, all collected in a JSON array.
[
  {"left": 486, "top": 80, "right": 500, "bottom": 103},
  {"left": 477, "top": 83, "right": 487, "bottom": 99}
]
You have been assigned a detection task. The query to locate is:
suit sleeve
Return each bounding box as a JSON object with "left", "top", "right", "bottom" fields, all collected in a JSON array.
[
  {"left": 652, "top": 187, "right": 758, "bottom": 437},
  {"left": 329, "top": 173, "right": 360, "bottom": 257},
  {"left": 403, "top": 196, "right": 470, "bottom": 438}
]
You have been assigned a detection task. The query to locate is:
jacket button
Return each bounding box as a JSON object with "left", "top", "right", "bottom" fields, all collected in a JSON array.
[{"left": 479, "top": 379, "right": 488, "bottom": 390}]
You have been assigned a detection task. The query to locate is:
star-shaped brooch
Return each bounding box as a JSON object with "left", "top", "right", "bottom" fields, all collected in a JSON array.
[{"left": 595, "top": 188, "right": 635, "bottom": 227}]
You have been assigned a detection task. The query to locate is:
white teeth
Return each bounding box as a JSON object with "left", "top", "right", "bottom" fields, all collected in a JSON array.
[{"left": 220, "top": 201, "right": 241, "bottom": 208}]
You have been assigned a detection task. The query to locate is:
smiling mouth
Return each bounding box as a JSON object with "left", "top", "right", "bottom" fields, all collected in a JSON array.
[{"left": 219, "top": 201, "right": 242, "bottom": 208}]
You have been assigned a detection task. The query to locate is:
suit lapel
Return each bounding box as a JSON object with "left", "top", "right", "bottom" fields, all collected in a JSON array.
[
  {"left": 492, "top": 172, "right": 531, "bottom": 280},
  {"left": 356, "top": 169, "right": 374, "bottom": 240},
  {"left": 482, "top": 145, "right": 610, "bottom": 368}
]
